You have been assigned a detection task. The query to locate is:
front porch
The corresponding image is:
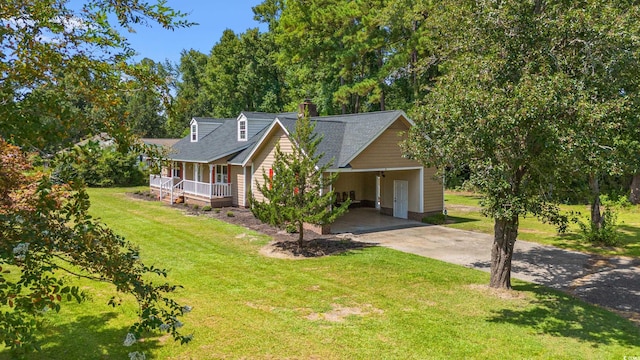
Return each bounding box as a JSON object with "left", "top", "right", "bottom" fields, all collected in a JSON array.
[{"left": 149, "top": 174, "right": 232, "bottom": 207}]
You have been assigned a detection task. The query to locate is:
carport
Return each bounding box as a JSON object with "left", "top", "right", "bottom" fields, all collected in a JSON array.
[{"left": 330, "top": 208, "right": 427, "bottom": 234}]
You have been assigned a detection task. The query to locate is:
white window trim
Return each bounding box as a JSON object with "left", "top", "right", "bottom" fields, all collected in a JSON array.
[
  {"left": 190, "top": 122, "right": 198, "bottom": 142},
  {"left": 215, "top": 164, "right": 229, "bottom": 184},
  {"left": 238, "top": 119, "right": 247, "bottom": 141}
]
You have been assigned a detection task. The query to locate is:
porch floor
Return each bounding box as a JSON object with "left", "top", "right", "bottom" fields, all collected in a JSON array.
[{"left": 331, "top": 208, "right": 427, "bottom": 234}]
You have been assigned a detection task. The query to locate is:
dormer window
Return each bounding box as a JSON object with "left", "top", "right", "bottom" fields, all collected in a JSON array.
[
  {"left": 238, "top": 119, "right": 247, "bottom": 141},
  {"left": 191, "top": 122, "right": 198, "bottom": 142}
]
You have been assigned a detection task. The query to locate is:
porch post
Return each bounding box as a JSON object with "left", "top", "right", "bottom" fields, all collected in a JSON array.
[
  {"left": 182, "top": 162, "right": 186, "bottom": 180},
  {"left": 209, "top": 164, "right": 214, "bottom": 198},
  {"left": 194, "top": 163, "right": 198, "bottom": 182}
]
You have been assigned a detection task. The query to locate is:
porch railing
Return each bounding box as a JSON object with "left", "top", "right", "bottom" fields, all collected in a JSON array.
[
  {"left": 149, "top": 174, "right": 164, "bottom": 188},
  {"left": 172, "top": 180, "right": 231, "bottom": 200},
  {"left": 149, "top": 175, "right": 180, "bottom": 188}
]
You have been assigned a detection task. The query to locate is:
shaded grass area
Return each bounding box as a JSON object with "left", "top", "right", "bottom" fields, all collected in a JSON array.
[
  {"left": 441, "top": 191, "right": 640, "bottom": 257},
  {"left": 2, "top": 187, "right": 639, "bottom": 359}
]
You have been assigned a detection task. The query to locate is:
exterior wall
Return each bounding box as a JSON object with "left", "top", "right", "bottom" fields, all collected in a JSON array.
[
  {"left": 333, "top": 172, "right": 377, "bottom": 203},
  {"left": 251, "top": 128, "right": 292, "bottom": 202},
  {"left": 182, "top": 162, "right": 212, "bottom": 183},
  {"left": 184, "top": 163, "right": 194, "bottom": 181},
  {"left": 380, "top": 169, "right": 421, "bottom": 213},
  {"left": 231, "top": 165, "right": 243, "bottom": 206},
  {"left": 349, "top": 119, "right": 421, "bottom": 169},
  {"left": 423, "top": 166, "right": 444, "bottom": 213},
  {"left": 244, "top": 167, "right": 252, "bottom": 207}
]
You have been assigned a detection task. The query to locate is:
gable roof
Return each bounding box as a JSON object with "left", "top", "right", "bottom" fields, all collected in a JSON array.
[
  {"left": 242, "top": 110, "right": 410, "bottom": 169},
  {"left": 170, "top": 112, "right": 296, "bottom": 163}
]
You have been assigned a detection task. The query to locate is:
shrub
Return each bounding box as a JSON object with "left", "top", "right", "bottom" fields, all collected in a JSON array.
[
  {"left": 192, "top": 204, "right": 199, "bottom": 210},
  {"left": 422, "top": 213, "right": 447, "bottom": 225},
  {"left": 226, "top": 211, "right": 235, "bottom": 217},
  {"left": 578, "top": 209, "right": 620, "bottom": 247},
  {"left": 52, "top": 142, "right": 146, "bottom": 187},
  {"left": 202, "top": 205, "right": 212, "bottom": 211},
  {"left": 285, "top": 223, "right": 298, "bottom": 233},
  {"left": 214, "top": 208, "right": 221, "bottom": 214},
  {"left": 601, "top": 194, "right": 633, "bottom": 209}
]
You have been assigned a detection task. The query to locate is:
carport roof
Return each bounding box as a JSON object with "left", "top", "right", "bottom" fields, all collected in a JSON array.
[{"left": 276, "top": 110, "right": 408, "bottom": 169}]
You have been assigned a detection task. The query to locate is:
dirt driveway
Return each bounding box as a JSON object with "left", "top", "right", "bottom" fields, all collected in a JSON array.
[{"left": 352, "top": 224, "right": 640, "bottom": 321}]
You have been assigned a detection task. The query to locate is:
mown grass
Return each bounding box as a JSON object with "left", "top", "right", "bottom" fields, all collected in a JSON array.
[
  {"left": 440, "top": 191, "right": 640, "bottom": 257},
  {"left": 2, "top": 187, "right": 639, "bottom": 359}
]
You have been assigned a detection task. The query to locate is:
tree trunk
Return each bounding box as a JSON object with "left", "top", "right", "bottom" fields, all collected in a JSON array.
[
  {"left": 298, "top": 221, "right": 304, "bottom": 248},
  {"left": 589, "top": 175, "right": 603, "bottom": 229},
  {"left": 630, "top": 173, "right": 640, "bottom": 205},
  {"left": 490, "top": 216, "right": 518, "bottom": 289}
]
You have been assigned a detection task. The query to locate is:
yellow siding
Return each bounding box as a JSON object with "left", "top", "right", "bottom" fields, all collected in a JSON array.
[
  {"left": 349, "top": 119, "right": 422, "bottom": 169},
  {"left": 231, "top": 165, "right": 244, "bottom": 206},
  {"left": 251, "top": 128, "right": 292, "bottom": 202},
  {"left": 184, "top": 163, "right": 194, "bottom": 181},
  {"left": 333, "top": 172, "right": 376, "bottom": 202},
  {"left": 424, "top": 166, "right": 444, "bottom": 213},
  {"left": 380, "top": 170, "right": 421, "bottom": 213}
]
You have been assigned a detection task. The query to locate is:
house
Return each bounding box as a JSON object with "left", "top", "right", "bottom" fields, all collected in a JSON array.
[{"left": 149, "top": 103, "right": 443, "bottom": 231}]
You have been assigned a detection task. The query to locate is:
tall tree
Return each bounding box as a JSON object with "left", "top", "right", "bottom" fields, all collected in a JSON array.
[
  {"left": 0, "top": 0, "right": 193, "bottom": 353},
  {"left": 123, "top": 58, "right": 169, "bottom": 138},
  {"left": 205, "top": 29, "right": 286, "bottom": 117},
  {"left": 406, "top": 0, "right": 640, "bottom": 289},
  {"left": 167, "top": 49, "right": 212, "bottom": 136},
  {"left": 249, "top": 115, "right": 350, "bottom": 247},
  {"left": 268, "top": 0, "right": 440, "bottom": 115}
]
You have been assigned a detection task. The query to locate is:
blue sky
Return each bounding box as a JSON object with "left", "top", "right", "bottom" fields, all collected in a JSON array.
[{"left": 124, "top": 0, "right": 266, "bottom": 64}]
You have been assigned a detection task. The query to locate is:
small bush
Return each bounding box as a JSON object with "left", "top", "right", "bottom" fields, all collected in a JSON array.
[
  {"left": 578, "top": 209, "right": 620, "bottom": 246},
  {"left": 601, "top": 194, "right": 633, "bottom": 209},
  {"left": 285, "top": 223, "right": 298, "bottom": 233},
  {"left": 226, "top": 211, "right": 235, "bottom": 217},
  {"left": 202, "top": 205, "right": 212, "bottom": 211},
  {"left": 214, "top": 208, "right": 221, "bottom": 214},
  {"left": 192, "top": 204, "right": 200, "bottom": 210},
  {"left": 422, "top": 213, "right": 446, "bottom": 225}
]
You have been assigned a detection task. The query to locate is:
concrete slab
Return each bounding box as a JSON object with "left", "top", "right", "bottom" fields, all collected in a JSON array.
[
  {"left": 351, "top": 224, "right": 640, "bottom": 316},
  {"left": 331, "top": 208, "right": 426, "bottom": 234}
]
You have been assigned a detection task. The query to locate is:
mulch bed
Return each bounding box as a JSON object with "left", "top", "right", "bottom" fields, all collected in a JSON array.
[{"left": 128, "top": 191, "right": 370, "bottom": 258}]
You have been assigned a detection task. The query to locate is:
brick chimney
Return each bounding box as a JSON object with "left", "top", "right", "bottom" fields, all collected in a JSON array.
[{"left": 298, "top": 99, "right": 318, "bottom": 118}]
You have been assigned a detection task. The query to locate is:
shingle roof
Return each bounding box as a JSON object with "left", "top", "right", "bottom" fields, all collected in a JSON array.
[
  {"left": 170, "top": 119, "right": 249, "bottom": 162},
  {"left": 170, "top": 112, "right": 294, "bottom": 163},
  {"left": 169, "top": 110, "right": 408, "bottom": 168},
  {"left": 277, "top": 110, "right": 406, "bottom": 169}
]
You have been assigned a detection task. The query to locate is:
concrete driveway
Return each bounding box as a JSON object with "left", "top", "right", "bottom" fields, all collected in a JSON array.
[{"left": 349, "top": 222, "right": 640, "bottom": 317}]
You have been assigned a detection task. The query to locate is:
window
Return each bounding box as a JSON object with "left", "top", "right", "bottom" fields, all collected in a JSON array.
[
  {"left": 238, "top": 119, "right": 247, "bottom": 141},
  {"left": 191, "top": 123, "right": 198, "bottom": 142},
  {"left": 216, "top": 164, "right": 229, "bottom": 184},
  {"left": 172, "top": 162, "right": 180, "bottom": 178}
]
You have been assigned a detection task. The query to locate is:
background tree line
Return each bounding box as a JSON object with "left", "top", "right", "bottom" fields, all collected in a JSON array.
[{"left": 128, "top": 0, "right": 638, "bottom": 211}]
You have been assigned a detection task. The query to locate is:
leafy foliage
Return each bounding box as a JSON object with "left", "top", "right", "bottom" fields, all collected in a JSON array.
[
  {"left": 405, "top": 0, "right": 640, "bottom": 288},
  {"left": 0, "top": 140, "right": 191, "bottom": 353},
  {"left": 0, "top": 0, "right": 193, "bottom": 354},
  {"left": 250, "top": 115, "right": 349, "bottom": 246},
  {"left": 53, "top": 140, "right": 147, "bottom": 187},
  {"left": 579, "top": 210, "right": 621, "bottom": 247}
]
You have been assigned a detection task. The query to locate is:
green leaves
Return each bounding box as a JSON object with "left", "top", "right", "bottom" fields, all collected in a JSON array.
[
  {"left": 250, "top": 115, "right": 349, "bottom": 246},
  {"left": 1, "top": 0, "right": 194, "bottom": 352}
]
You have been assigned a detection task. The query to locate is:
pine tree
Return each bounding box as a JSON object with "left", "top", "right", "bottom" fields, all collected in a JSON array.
[{"left": 250, "top": 115, "right": 350, "bottom": 247}]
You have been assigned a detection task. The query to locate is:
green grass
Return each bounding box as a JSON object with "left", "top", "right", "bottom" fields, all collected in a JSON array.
[
  {"left": 442, "top": 191, "right": 640, "bottom": 257},
  {"left": 2, "top": 187, "right": 639, "bottom": 359}
]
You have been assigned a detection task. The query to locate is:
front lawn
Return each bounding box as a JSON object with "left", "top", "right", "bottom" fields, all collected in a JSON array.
[
  {"left": 441, "top": 191, "right": 640, "bottom": 257},
  {"left": 2, "top": 187, "right": 639, "bottom": 359}
]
